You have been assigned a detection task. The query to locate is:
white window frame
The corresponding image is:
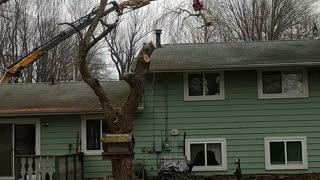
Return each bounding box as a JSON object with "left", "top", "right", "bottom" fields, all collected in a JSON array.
[
  {"left": 81, "top": 115, "right": 105, "bottom": 155},
  {"left": 184, "top": 72, "right": 225, "bottom": 101},
  {"left": 185, "top": 138, "right": 227, "bottom": 171},
  {"left": 0, "top": 118, "right": 41, "bottom": 180},
  {"left": 257, "top": 69, "right": 309, "bottom": 99},
  {"left": 264, "top": 136, "right": 308, "bottom": 170}
]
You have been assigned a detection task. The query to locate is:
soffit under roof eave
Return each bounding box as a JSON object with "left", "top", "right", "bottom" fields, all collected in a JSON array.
[
  {"left": 0, "top": 106, "right": 145, "bottom": 117},
  {"left": 149, "top": 62, "right": 320, "bottom": 73}
]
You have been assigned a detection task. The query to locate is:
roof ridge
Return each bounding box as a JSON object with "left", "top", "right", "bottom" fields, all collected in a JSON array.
[
  {"left": 162, "top": 39, "right": 320, "bottom": 46},
  {"left": 150, "top": 39, "right": 320, "bottom": 72}
]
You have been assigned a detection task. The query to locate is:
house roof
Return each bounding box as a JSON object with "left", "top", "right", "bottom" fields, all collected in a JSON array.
[
  {"left": 0, "top": 81, "right": 131, "bottom": 116},
  {"left": 149, "top": 40, "right": 320, "bottom": 72}
]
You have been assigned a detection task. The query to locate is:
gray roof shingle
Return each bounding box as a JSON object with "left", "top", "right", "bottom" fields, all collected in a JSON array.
[
  {"left": 0, "top": 81, "right": 131, "bottom": 116},
  {"left": 149, "top": 40, "right": 320, "bottom": 72}
]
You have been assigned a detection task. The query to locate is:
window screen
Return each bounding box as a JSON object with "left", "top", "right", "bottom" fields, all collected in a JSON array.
[
  {"left": 262, "top": 71, "right": 304, "bottom": 95},
  {"left": 204, "top": 73, "right": 220, "bottom": 95},
  {"left": 188, "top": 74, "right": 203, "bottom": 96},
  {"left": 188, "top": 73, "right": 220, "bottom": 96},
  {"left": 207, "top": 143, "right": 221, "bottom": 166},
  {"left": 191, "top": 144, "right": 205, "bottom": 166},
  {"left": 283, "top": 72, "right": 304, "bottom": 94},
  {"left": 269, "top": 141, "right": 303, "bottom": 165},
  {"left": 262, "top": 71, "right": 282, "bottom": 94},
  {"left": 287, "top": 141, "right": 303, "bottom": 164},
  {"left": 190, "top": 143, "right": 222, "bottom": 166},
  {"left": 86, "top": 119, "right": 101, "bottom": 150},
  {"left": 270, "top": 142, "right": 285, "bottom": 165}
]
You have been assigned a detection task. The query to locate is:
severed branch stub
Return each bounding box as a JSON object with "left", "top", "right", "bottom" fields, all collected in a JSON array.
[
  {"left": 133, "top": 41, "right": 156, "bottom": 78},
  {"left": 143, "top": 54, "right": 150, "bottom": 63},
  {"left": 121, "top": 42, "right": 156, "bottom": 88},
  {"left": 119, "top": 41, "right": 156, "bottom": 132}
]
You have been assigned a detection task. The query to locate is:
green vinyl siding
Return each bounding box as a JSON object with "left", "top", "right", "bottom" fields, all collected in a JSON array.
[
  {"left": 41, "top": 115, "right": 81, "bottom": 155},
  {"left": 133, "top": 70, "right": 320, "bottom": 175},
  {"left": 40, "top": 115, "right": 110, "bottom": 179},
  {"left": 83, "top": 156, "right": 111, "bottom": 178},
  {"left": 36, "top": 69, "right": 320, "bottom": 178}
]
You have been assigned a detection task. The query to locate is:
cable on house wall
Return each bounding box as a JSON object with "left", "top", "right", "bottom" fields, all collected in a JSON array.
[{"left": 151, "top": 72, "right": 156, "bottom": 151}]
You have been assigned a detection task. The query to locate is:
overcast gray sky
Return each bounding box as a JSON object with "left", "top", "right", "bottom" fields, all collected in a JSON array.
[{"left": 63, "top": 0, "right": 320, "bottom": 80}]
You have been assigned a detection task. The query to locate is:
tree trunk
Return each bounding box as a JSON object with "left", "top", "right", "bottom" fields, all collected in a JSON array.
[
  {"left": 109, "top": 42, "right": 156, "bottom": 180},
  {"left": 76, "top": 1, "right": 156, "bottom": 179},
  {"left": 112, "top": 159, "right": 134, "bottom": 180}
]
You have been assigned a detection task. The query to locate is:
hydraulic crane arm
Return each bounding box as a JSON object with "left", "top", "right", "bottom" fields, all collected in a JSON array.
[
  {"left": 1, "top": 4, "right": 117, "bottom": 84},
  {"left": 0, "top": 0, "right": 153, "bottom": 84}
]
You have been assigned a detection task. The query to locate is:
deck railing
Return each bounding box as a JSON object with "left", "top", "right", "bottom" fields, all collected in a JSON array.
[{"left": 15, "top": 153, "right": 84, "bottom": 180}]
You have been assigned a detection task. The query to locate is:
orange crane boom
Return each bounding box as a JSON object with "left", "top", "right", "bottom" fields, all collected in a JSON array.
[{"left": 0, "top": 0, "right": 154, "bottom": 84}]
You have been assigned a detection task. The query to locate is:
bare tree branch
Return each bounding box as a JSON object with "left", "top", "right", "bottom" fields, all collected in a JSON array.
[
  {"left": 88, "top": 22, "right": 117, "bottom": 49},
  {"left": 105, "top": 8, "right": 163, "bottom": 79},
  {"left": 165, "top": 0, "right": 318, "bottom": 43},
  {"left": 83, "top": 0, "right": 108, "bottom": 48},
  {"left": 120, "top": 42, "right": 156, "bottom": 121},
  {"left": 0, "top": 0, "right": 9, "bottom": 6}
]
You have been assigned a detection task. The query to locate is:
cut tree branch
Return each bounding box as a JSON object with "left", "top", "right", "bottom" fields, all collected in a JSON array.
[
  {"left": 88, "top": 22, "right": 117, "bottom": 49},
  {"left": 120, "top": 42, "right": 157, "bottom": 132},
  {"left": 78, "top": 0, "right": 117, "bottom": 131},
  {"left": 84, "top": 0, "right": 108, "bottom": 47}
]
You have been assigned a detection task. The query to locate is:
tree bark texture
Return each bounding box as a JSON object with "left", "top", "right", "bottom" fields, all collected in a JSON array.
[
  {"left": 112, "top": 159, "right": 134, "bottom": 180},
  {"left": 110, "top": 42, "right": 156, "bottom": 180},
  {"left": 81, "top": 41, "right": 156, "bottom": 180},
  {"left": 77, "top": 1, "right": 156, "bottom": 178}
]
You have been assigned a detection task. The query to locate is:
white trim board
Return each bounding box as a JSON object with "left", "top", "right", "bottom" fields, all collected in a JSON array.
[
  {"left": 0, "top": 118, "right": 41, "bottom": 179},
  {"left": 257, "top": 69, "right": 309, "bottom": 99},
  {"left": 185, "top": 138, "right": 227, "bottom": 171},
  {"left": 264, "top": 136, "right": 308, "bottom": 170},
  {"left": 184, "top": 72, "right": 225, "bottom": 101},
  {"left": 81, "top": 115, "right": 105, "bottom": 155}
]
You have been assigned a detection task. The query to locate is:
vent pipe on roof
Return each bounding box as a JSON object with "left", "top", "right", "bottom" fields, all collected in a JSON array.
[{"left": 155, "top": 29, "right": 162, "bottom": 48}]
